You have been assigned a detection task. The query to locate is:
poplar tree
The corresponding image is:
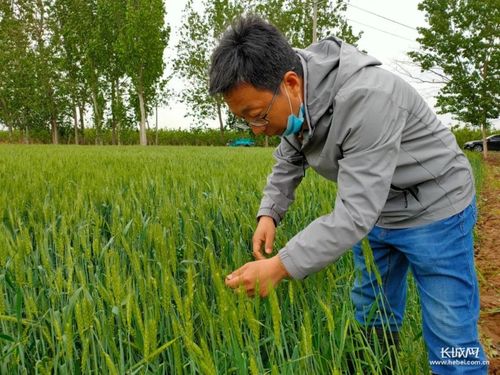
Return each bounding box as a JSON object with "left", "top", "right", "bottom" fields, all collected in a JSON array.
[{"left": 119, "top": 0, "right": 169, "bottom": 146}]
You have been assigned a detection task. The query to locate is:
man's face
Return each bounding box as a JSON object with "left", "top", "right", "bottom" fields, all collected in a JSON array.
[{"left": 223, "top": 72, "right": 303, "bottom": 137}]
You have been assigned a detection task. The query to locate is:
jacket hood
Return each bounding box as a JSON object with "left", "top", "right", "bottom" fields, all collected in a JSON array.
[{"left": 295, "top": 36, "right": 381, "bottom": 127}]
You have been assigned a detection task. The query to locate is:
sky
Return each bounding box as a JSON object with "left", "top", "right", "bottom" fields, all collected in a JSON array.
[{"left": 160, "top": 0, "right": 458, "bottom": 130}]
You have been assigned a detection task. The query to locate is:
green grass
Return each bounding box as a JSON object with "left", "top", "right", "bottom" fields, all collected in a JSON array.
[{"left": 0, "top": 145, "right": 483, "bottom": 374}]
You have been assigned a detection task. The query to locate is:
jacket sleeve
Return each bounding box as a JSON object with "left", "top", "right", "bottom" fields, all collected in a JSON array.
[
  {"left": 278, "top": 89, "right": 407, "bottom": 280},
  {"left": 257, "top": 138, "right": 308, "bottom": 225}
]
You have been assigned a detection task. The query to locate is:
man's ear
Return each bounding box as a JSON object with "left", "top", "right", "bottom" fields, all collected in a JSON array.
[{"left": 283, "top": 71, "right": 302, "bottom": 98}]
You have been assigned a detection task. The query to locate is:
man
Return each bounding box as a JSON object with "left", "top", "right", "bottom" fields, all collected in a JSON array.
[{"left": 208, "top": 15, "right": 488, "bottom": 375}]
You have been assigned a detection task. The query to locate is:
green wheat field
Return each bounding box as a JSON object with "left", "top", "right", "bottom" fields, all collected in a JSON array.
[{"left": 0, "top": 146, "right": 484, "bottom": 374}]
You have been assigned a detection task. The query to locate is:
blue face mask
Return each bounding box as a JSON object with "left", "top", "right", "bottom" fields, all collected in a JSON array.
[{"left": 282, "top": 86, "right": 305, "bottom": 136}]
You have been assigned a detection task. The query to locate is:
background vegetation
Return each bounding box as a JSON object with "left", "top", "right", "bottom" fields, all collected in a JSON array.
[
  {"left": 0, "top": 127, "right": 493, "bottom": 148},
  {"left": 1, "top": 0, "right": 497, "bottom": 146}
]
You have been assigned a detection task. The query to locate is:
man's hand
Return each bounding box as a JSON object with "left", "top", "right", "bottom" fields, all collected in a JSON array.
[
  {"left": 225, "top": 255, "right": 290, "bottom": 297},
  {"left": 253, "top": 216, "right": 276, "bottom": 260}
]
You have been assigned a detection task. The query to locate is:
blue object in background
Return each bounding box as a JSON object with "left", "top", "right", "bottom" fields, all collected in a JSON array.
[{"left": 227, "top": 138, "right": 256, "bottom": 147}]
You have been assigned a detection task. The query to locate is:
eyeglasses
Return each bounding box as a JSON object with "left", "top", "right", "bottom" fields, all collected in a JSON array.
[{"left": 246, "top": 83, "right": 281, "bottom": 128}]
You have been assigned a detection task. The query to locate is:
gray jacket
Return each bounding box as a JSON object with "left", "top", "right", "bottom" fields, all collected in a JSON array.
[{"left": 257, "top": 36, "right": 475, "bottom": 280}]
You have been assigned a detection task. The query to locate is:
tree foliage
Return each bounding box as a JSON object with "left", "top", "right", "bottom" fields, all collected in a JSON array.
[
  {"left": 254, "top": 0, "right": 360, "bottom": 48},
  {"left": 174, "top": 0, "right": 362, "bottom": 130},
  {"left": 409, "top": 0, "right": 499, "bottom": 156},
  {"left": 0, "top": 0, "right": 169, "bottom": 145},
  {"left": 0, "top": 2, "right": 33, "bottom": 137}
]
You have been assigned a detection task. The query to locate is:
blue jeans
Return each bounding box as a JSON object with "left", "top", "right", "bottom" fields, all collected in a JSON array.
[{"left": 351, "top": 200, "right": 489, "bottom": 374}]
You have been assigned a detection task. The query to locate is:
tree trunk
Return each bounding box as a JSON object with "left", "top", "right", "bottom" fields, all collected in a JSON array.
[
  {"left": 216, "top": 102, "right": 224, "bottom": 135},
  {"left": 79, "top": 103, "right": 85, "bottom": 145},
  {"left": 73, "top": 103, "right": 79, "bottom": 145},
  {"left": 116, "top": 79, "right": 122, "bottom": 146},
  {"left": 0, "top": 98, "right": 13, "bottom": 143},
  {"left": 155, "top": 103, "right": 159, "bottom": 146},
  {"left": 265, "top": 136, "right": 269, "bottom": 147},
  {"left": 481, "top": 121, "right": 488, "bottom": 160},
  {"left": 117, "top": 123, "right": 122, "bottom": 145},
  {"left": 51, "top": 114, "right": 58, "bottom": 144},
  {"left": 138, "top": 84, "right": 147, "bottom": 146},
  {"left": 481, "top": 59, "right": 489, "bottom": 160},
  {"left": 24, "top": 126, "right": 29, "bottom": 144},
  {"left": 46, "top": 83, "right": 58, "bottom": 144},
  {"left": 1, "top": 99, "right": 12, "bottom": 142},
  {"left": 312, "top": 0, "right": 318, "bottom": 43},
  {"left": 111, "top": 79, "right": 117, "bottom": 145},
  {"left": 91, "top": 90, "right": 102, "bottom": 145}
]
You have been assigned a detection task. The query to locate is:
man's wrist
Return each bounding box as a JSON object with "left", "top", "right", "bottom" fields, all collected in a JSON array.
[
  {"left": 259, "top": 215, "right": 277, "bottom": 227},
  {"left": 257, "top": 209, "right": 279, "bottom": 226},
  {"left": 272, "top": 254, "right": 290, "bottom": 280}
]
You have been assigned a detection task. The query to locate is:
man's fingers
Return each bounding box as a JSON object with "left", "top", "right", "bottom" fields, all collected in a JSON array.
[
  {"left": 253, "top": 250, "right": 265, "bottom": 260},
  {"left": 225, "top": 273, "right": 243, "bottom": 288},
  {"left": 264, "top": 233, "right": 275, "bottom": 254},
  {"left": 225, "top": 265, "right": 248, "bottom": 288},
  {"left": 233, "top": 266, "right": 245, "bottom": 276},
  {"left": 253, "top": 237, "right": 265, "bottom": 260}
]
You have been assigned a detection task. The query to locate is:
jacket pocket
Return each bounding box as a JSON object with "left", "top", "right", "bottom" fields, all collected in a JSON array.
[{"left": 389, "top": 184, "right": 420, "bottom": 208}]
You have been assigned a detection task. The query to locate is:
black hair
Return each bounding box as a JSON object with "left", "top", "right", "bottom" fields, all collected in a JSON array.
[{"left": 208, "top": 15, "right": 303, "bottom": 96}]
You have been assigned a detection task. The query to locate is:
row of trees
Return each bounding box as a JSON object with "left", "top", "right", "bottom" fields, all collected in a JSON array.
[
  {"left": 0, "top": 0, "right": 360, "bottom": 144},
  {"left": 0, "top": 0, "right": 169, "bottom": 145},
  {"left": 0, "top": 0, "right": 498, "bottom": 149}
]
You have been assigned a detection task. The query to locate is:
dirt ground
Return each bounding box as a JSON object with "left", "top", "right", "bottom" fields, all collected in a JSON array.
[{"left": 476, "top": 152, "right": 500, "bottom": 374}]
